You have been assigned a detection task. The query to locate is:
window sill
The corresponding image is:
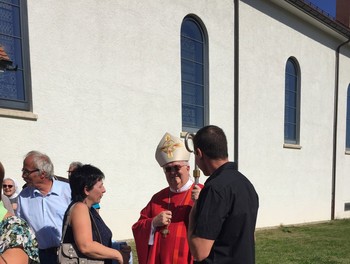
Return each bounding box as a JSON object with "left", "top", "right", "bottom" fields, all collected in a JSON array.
[
  {"left": 0, "top": 108, "right": 38, "bottom": 121},
  {"left": 345, "top": 150, "right": 350, "bottom": 155},
  {"left": 283, "top": 143, "right": 302, "bottom": 149}
]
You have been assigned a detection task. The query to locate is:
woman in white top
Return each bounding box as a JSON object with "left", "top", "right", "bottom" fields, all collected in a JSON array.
[{"left": 2, "top": 178, "right": 20, "bottom": 212}]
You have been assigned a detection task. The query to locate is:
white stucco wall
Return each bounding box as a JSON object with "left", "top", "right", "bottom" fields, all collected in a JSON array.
[
  {"left": 0, "top": 0, "right": 234, "bottom": 240},
  {"left": 0, "top": 0, "right": 349, "bottom": 241},
  {"left": 239, "top": 0, "right": 350, "bottom": 227},
  {"left": 335, "top": 47, "right": 350, "bottom": 219}
]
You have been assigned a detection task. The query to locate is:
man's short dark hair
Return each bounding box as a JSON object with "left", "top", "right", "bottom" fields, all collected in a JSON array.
[{"left": 193, "top": 125, "right": 228, "bottom": 160}]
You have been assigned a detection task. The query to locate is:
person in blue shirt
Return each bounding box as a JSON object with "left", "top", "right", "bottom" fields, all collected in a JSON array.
[{"left": 17, "top": 150, "right": 71, "bottom": 264}]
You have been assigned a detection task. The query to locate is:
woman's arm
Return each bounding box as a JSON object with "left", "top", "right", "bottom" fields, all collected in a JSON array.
[
  {"left": 0, "top": 214, "right": 39, "bottom": 263},
  {"left": 71, "top": 202, "right": 124, "bottom": 263},
  {"left": 0, "top": 248, "right": 29, "bottom": 264}
]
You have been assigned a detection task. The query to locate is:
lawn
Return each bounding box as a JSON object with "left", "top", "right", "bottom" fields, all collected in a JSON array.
[
  {"left": 256, "top": 219, "right": 350, "bottom": 264},
  {"left": 127, "top": 219, "right": 350, "bottom": 264}
]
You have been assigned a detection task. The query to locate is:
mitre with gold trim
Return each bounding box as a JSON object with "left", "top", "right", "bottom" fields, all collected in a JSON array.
[{"left": 155, "top": 132, "right": 190, "bottom": 167}]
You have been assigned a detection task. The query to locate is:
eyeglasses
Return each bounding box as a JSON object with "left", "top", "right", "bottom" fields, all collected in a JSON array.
[
  {"left": 21, "top": 168, "right": 40, "bottom": 176},
  {"left": 163, "top": 165, "right": 187, "bottom": 173},
  {"left": 2, "top": 184, "right": 13, "bottom": 188}
]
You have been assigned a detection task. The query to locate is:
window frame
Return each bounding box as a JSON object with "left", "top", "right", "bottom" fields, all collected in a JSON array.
[
  {"left": 0, "top": 0, "right": 32, "bottom": 111},
  {"left": 180, "top": 15, "right": 209, "bottom": 133},
  {"left": 284, "top": 57, "right": 301, "bottom": 145},
  {"left": 346, "top": 84, "right": 350, "bottom": 151}
]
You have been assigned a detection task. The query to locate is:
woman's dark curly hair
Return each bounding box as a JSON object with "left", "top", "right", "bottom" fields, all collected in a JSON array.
[{"left": 69, "top": 164, "right": 105, "bottom": 202}]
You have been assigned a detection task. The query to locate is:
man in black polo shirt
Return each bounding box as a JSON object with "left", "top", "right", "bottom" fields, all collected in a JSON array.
[{"left": 188, "top": 125, "right": 259, "bottom": 264}]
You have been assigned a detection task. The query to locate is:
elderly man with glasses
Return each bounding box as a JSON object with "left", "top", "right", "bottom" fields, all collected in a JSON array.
[
  {"left": 132, "top": 132, "right": 203, "bottom": 264},
  {"left": 17, "top": 150, "right": 71, "bottom": 264}
]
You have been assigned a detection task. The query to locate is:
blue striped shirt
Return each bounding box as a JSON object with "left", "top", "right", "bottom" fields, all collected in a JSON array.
[{"left": 17, "top": 180, "right": 71, "bottom": 249}]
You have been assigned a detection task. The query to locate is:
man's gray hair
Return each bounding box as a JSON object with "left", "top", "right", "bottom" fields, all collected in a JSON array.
[
  {"left": 25, "top": 151, "right": 54, "bottom": 179},
  {"left": 69, "top": 161, "right": 83, "bottom": 169}
]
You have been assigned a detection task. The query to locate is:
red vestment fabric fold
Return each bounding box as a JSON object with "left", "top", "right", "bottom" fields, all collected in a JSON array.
[{"left": 132, "top": 184, "right": 202, "bottom": 264}]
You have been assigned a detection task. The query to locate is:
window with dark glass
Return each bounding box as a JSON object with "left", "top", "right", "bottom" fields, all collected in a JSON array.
[
  {"left": 181, "top": 16, "right": 208, "bottom": 133},
  {"left": 346, "top": 85, "right": 350, "bottom": 150},
  {"left": 284, "top": 58, "right": 300, "bottom": 144},
  {"left": 0, "top": 0, "right": 31, "bottom": 111}
]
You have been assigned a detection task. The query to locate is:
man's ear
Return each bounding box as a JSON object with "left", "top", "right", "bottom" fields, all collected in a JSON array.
[{"left": 195, "top": 148, "right": 203, "bottom": 158}]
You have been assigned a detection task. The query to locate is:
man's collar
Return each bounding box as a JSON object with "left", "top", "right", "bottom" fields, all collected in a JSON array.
[
  {"left": 33, "top": 179, "right": 58, "bottom": 196},
  {"left": 170, "top": 178, "right": 194, "bottom": 193}
]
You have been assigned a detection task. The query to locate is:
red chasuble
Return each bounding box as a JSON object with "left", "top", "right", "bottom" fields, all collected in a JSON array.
[{"left": 132, "top": 184, "right": 202, "bottom": 264}]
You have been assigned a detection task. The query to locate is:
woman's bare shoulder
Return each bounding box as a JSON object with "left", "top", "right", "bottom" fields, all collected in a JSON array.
[{"left": 71, "top": 202, "right": 89, "bottom": 215}]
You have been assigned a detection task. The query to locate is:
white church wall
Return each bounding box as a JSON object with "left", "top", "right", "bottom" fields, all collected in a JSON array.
[
  {"left": 334, "top": 48, "right": 350, "bottom": 220},
  {"left": 239, "top": 0, "right": 345, "bottom": 227},
  {"left": 0, "top": 0, "right": 348, "bottom": 240},
  {"left": 0, "top": 0, "right": 235, "bottom": 239}
]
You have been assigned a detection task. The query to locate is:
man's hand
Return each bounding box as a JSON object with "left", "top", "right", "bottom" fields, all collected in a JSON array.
[
  {"left": 152, "top": 210, "right": 172, "bottom": 227},
  {"left": 191, "top": 185, "right": 202, "bottom": 201}
]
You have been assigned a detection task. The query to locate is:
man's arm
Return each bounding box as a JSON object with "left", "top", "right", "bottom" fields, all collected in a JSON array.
[{"left": 187, "top": 202, "right": 215, "bottom": 261}]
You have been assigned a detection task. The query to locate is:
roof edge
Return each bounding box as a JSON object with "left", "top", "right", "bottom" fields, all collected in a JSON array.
[{"left": 284, "top": 0, "right": 350, "bottom": 38}]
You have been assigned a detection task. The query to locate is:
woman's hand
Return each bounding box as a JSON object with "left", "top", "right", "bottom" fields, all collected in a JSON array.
[{"left": 120, "top": 244, "right": 131, "bottom": 263}]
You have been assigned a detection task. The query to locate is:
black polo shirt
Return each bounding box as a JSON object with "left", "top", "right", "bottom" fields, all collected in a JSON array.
[{"left": 193, "top": 162, "right": 259, "bottom": 264}]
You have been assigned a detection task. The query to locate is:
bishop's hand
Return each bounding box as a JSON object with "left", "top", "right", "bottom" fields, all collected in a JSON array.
[{"left": 152, "top": 210, "right": 172, "bottom": 227}]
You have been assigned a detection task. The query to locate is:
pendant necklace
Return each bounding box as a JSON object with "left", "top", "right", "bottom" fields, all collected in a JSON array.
[
  {"left": 161, "top": 226, "right": 170, "bottom": 238},
  {"left": 161, "top": 188, "right": 191, "bottom": 238}
]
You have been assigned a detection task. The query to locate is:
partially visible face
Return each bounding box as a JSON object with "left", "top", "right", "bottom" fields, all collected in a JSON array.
[
  {"left": 2, "top": 179, "right": 15, "bottom": 197},
  {"left": 163, "top": 161, "right": 190, "bottom": 191},
  {"left": 86, "top": 180, "right": 106, "bottom": 205},
  {"left": 67, "top": 165, "right": 76, "bottom": 178}
]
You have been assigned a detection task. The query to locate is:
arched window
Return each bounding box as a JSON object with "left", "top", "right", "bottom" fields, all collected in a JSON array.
[
  {"left": 346, "top": 85, "right": 350, "bottom": 150},
  {"left": 284, "top": 58, "right": 300, "bottom": 144},
  {"left": 181, "top": 16, "right": 208, "bottom": 133}
]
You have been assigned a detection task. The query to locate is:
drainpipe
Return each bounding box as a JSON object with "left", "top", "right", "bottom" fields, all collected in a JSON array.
[
  {"left": 331, "top": 38, "right": 350, "bottom": 220},
  {"left": 234, "top": 0, "right": 239, "bottom": 169}
]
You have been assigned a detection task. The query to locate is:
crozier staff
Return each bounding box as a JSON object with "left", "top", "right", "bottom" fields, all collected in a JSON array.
[{"left": 132, "top": 132, "right": 203, "bottom": 264}]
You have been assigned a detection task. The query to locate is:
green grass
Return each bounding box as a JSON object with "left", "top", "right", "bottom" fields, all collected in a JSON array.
[
  {"left": 256, "top": 219, "right": 350, "bottom": 264},
  {"left": 127, "top": 219, "right": 350, "bottom": 264}
]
